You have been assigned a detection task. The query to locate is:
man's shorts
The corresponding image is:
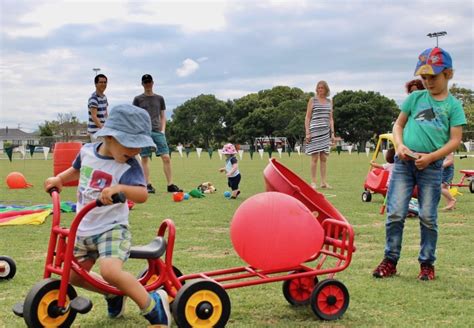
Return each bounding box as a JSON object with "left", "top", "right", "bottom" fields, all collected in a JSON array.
[
  {"left": 140, "top": 131, "right": 170, "bottom": 157},
  {"left": 442, "top": 165, "right": 454, "bottom": 185},
  {"left": 74, "top": 224, "right": 131, "bottom": 262}
]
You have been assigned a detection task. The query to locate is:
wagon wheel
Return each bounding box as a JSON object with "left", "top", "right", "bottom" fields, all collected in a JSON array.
[
  {"left": 172, "top": 279, "right": 231, "bottom": 328},
  {"left": 361, "top": 191, "right": 372, "bottom": 202},
  {"left": 23, "top": 278, "right": 78, "bottom": 328},
  {"left": 470, "top": 180, "right": 473, "bottom": 193},
  {"left": 0, "top": 256, "right": 16, "bottom": 280},
  {"left": 282, "top": 272, "right": 318, "bottom": 306},
  {"left": 310, "top": 279, "right": 349, "bottom": 321}
]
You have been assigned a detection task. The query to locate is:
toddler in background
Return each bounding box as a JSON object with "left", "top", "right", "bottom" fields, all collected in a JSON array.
[{"left": 219, "top": 143, "right": 241, "bottom": 199}]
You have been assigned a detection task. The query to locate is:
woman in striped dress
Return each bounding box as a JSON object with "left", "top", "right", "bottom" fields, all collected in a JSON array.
[{"left": 305, "top": 81, "right": 335, "bottom": 189}]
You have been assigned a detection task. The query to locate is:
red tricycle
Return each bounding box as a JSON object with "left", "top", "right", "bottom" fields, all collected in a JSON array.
[{"left": 13, "top": 159, "right": 355, "bottom": 327}]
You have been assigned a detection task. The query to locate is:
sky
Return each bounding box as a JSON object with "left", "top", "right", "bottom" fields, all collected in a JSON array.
[{"left": 0, "top": 0, "right": 473, "bottom": 132}]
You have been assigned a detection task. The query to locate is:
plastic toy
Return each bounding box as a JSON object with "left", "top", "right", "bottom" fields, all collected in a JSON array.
[
  {"left": 183, "top": 193, "right": 190, "bottom": 200},
  {"left": 6, "top": 172, "right": 32, "bottom": 189},
  {"left": 0, "top": 256, "right": 16, "bottom": 280},
  {"left": 361, "top": 133, "right": 417, "bottom": 204},
  {"left": 223, "top": 191, "right": 231, "bottom": 198},
  {"left": 13, "top": 158, "right": 354, "bottom": 327}
]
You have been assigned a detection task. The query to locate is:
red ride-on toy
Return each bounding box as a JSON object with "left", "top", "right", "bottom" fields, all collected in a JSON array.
[
  {"left": 13, "top": 159, "right": 354, "bottom": 327},
  {"left": 362, "top": 133, "right": 395, "bottom": 202},
  {"left": 450, "top": 168, "right": 474, "bottom": 193},
  {"left": 0, "top": 256, "right": 16, "bottom": 280}
]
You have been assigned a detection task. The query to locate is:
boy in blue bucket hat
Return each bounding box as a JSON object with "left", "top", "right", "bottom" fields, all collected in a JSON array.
[
  {"left": 372, "top": 47, "right": 466, "bottom": 281},
  {"left": 44, "top": 104, "right": 171, "bottom": 326}
]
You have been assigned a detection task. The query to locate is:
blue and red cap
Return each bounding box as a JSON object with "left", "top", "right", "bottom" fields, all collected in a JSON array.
[{"left": 414, "top": 47, "right": 452, "bottom": 76}]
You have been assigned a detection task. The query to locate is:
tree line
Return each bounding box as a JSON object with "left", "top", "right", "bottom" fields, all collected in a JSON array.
[{"left": 39, "top": 85, "right": 473, "bottom": 150}]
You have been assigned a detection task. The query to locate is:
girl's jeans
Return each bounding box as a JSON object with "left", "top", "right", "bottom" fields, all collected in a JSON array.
[{"left": 385, "top": 156, "right": 443, "bottom": 265}]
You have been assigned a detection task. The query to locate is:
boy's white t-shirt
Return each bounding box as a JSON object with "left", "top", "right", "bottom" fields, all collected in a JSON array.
[{"left": 72, "top": 143, "right": 146, "bottom": 237}]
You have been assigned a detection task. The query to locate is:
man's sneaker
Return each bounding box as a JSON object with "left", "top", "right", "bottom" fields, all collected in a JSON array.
[
  {"left": 147, "top": 184, "right": 156, "bottom": 194},
  {"left": 167, "top": 184, "right": 182, "bottom": 192},
  {"left": 143, "top": 289, "right": 171, "bottom": 327},
  {"left": 418, "top": 263, "right": 435, "bottom": 281},
  {"left": 105, "top": 295, "right": 126, "bottom": 318},
  {"left": 373, "top": 258, "right": 397, "bottom": 278}
]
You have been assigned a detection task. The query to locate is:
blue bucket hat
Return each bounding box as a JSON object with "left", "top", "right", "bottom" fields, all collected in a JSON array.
[{"left": 94, "top": 104, "right": 156, "bottom": 149}]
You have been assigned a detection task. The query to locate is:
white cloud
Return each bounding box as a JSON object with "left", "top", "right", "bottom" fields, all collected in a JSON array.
[
  {"left": 4, "top": 0, "right": 229, "bottom": 39},
  {"left": 176, "top": 58, "right": 200, "bottom": 77},
  {"left": 122, "top": 43, "right": 165, "bottom": 57}
]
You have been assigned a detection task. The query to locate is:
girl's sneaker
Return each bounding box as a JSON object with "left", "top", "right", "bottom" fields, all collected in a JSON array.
[{"left": 143, "top": 289, "right": 171, "bottom": 327}]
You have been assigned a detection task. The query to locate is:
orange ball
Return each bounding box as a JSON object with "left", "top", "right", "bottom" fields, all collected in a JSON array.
[
  {"left": 173, "top": 191, "right": 184, "bottom": 202},
  {"left": 6, "top": 172, "right": 31, "bottom": 189}
]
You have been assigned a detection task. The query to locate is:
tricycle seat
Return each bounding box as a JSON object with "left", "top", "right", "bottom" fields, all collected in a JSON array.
[{"left": 130, "top": 237, "right": 166, "bottom": 259}]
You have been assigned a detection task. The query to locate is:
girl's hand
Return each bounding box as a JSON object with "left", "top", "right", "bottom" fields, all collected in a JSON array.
[{"left": 305, "top": 133, "right": 311, "bottom": 143}]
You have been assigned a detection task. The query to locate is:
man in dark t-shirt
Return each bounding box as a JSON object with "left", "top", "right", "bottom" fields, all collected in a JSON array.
[{"left": 133, "top": 74, "right": 182, "bottom": 193}]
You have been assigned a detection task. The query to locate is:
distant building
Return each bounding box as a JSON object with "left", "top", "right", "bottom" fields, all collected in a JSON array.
[{"left": 0, "top": 127, "right": 40, "bottom": 150}]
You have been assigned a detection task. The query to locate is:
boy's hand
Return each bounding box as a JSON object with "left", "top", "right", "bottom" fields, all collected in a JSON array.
[
  {"left": 99, "top": 186, "right": 120, "bottom": 205},
  {"left": 414, "top": 153, "right": 433, "bottom": 170},
  {"left": 44, "top": 177, "right": 63, "bottom": 193},
  {"left": 397, "top": 144, "right": 419, "bottom": 161}
]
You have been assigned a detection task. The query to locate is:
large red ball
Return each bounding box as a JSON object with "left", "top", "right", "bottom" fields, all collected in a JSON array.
[
  {"left": 6, "top": 172, "right": 28, "bottom": 189},
  {"left": 230, "top": 192, "right": 324, "bottom": 270}
]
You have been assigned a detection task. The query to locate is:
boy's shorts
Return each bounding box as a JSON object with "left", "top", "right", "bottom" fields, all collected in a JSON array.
[
  {"left": 442, "top": 165, "right": 454, "bottom": 185},
  {"left": 74, "top": 224, "right": 131, "bottom": 262},
  {"left": 140, "top": 131, "right": 170, "bottom": 157}
]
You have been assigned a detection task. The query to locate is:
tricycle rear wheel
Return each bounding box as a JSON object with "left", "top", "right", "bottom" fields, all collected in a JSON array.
[{"left": 172, "top": 279, "right": 230, "bottom": 328}]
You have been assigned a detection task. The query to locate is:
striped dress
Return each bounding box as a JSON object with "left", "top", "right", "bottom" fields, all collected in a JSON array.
[{"left": 305, "top": 97, "right": 332, "bottom": 155}]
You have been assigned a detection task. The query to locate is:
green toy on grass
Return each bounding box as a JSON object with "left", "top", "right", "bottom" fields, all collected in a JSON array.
[{"left": 189, "top": 189, "right": 205, "bottom": 198}]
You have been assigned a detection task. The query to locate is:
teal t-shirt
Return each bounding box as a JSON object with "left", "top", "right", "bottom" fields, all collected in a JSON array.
[{"left": 401, "top": 90, "right": 466, "bottom": 153}]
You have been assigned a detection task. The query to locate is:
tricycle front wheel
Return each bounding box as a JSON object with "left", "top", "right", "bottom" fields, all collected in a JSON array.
[{"left": 23, "top": 278, "right": 78, "bottom": 328}]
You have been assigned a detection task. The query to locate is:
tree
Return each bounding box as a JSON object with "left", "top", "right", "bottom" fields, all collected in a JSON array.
[
  {"left": 450, "top": 84, "right": 474, "bottom": 141},
  {"left": 169, "top": 94, "right": 228, "bottom": 148},
  {"left": 333, "top": 90, "right": 399, "bottom": 149},
  {"left": 228, "top": 86, "right": 308, "bottom": 145}
]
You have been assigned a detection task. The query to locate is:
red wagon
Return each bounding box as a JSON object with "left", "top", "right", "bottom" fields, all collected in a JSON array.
[{"left": 13, "top": 159, "right": 355, "bottom": 327}]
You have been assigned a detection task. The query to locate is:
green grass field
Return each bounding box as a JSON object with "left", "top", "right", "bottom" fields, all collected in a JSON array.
[{"left": 1, "top": 152, "right": 473, "bottom": 327}]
